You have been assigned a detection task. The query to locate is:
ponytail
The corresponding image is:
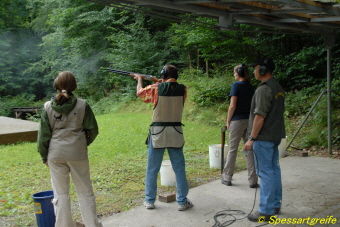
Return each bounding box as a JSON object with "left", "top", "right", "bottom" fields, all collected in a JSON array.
[{"left": 54, "top": 71, "right": 77, "bottom": 105}]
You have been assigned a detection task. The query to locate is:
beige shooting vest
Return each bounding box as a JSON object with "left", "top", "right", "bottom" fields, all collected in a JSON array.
[
  {"left": 44, "top": 98, "right": 88, "bottom": 161},
  {"left": 150, "top": 82, "right": 185, "bottom": 148}
]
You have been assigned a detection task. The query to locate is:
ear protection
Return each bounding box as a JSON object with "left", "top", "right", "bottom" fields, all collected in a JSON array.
[
  {"left": 160, "top": 65, "right": 167, "bottom": 78},
  {"left": 237, "top": 64, "right": 245, "bottom": 78},
  {"left": 259, "top": 58, "right": 268, "bottom": 76}
]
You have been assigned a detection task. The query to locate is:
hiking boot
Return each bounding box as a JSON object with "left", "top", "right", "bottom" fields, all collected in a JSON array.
[
  {"left": 275, "top": 207, "right": 281, "bottom": 215},
  {"left": 178, "top": 199, "right": 193, "bottom": 211},
  {"left": 75, "top": 222, "right": 85, "bottom": 227},
  {"left": 143, "top": 201, "right": 155, "bottom": 209},
  {"left": 249, "top": 183, "right": 259, "bottom": 188},
  {"left": 221, "top": 179, "right": 232, "bottom": 186},
  {"left": 247, "top": 211, "right": 275, "bottom": 222}
]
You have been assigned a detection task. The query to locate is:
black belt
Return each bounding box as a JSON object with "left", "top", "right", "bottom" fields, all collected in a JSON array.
[{"left": 150, "top": 122, "right": 183, "bottom": 126}]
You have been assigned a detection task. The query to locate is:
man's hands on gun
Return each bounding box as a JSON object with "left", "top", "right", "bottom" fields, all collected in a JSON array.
[
  {"left": 131, "top": 73, "right": 142, "bottom": 81},
  {"left": 131, "top": 73, "right": 164, "bottom": 83}
]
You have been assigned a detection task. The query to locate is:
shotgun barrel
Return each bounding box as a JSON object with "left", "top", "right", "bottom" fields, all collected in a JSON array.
[
  {"left": 107, "top": 68, "right": 159, "bottom": 82},
  {"left": 221, "top": 126, "right": 228, "bottom": 174}
]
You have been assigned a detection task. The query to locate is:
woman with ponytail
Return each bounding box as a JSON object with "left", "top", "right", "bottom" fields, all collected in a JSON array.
[
  {"left": 221, "top": 64, "right": 258, "bottom": 188},
  {"left": 37, "top": 71, "right": 102, "bottom": 227}
]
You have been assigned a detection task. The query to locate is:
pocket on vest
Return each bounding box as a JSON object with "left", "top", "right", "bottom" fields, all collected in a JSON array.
[{"left": 150, "top": 126, "right": 184, "bottom": 148}]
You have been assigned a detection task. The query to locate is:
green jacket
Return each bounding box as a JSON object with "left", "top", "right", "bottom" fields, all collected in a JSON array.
[{"left": 37, "top": 94, "right": 98, "bottom": 163}]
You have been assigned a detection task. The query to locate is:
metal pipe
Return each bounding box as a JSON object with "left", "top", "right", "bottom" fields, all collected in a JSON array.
[
  {"left": 327, "top": 48, "right": 333, "bottom": 155},
  {"left": 324, "top": 34, "right": 335, "bottom": 155},
  {"left": 286, "top": 90, "right": 327, "bottom": 150}
]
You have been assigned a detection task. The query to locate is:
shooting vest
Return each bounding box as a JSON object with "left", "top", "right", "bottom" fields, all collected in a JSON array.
[
  {"left": 44, "top": 98, "right": 88, "bottom": 161},
  {"left": 150, "top": 82, "right": 185, "bottom": 148}
]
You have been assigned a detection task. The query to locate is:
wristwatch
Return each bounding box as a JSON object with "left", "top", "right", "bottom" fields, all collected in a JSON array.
[{"left": 248, "top": 136, "right": 256, "bottom": 141}]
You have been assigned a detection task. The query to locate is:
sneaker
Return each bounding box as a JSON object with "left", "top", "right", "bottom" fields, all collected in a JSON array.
[
  {"left": 221, "top": 179, "right": 232, "bottom": 186},
  {"left": 143, "top": 201, "right": 155, "bottom": 209},
  {"left": 247, "top": 211, "right": 275, "bottom": 222},
  {"left": 178, "top": 199, "right": 193, "bottom": 211}
]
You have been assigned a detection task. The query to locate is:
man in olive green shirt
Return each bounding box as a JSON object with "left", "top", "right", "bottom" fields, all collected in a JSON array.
[{"left": 244, "top": 58, "right": 285, "bottom": 222}]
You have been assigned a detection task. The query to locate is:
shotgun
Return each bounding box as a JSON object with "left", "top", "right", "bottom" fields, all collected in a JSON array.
[
  {"left": 221, "top": 126, "right": 228, "bottom": 174},
  {"left": 107, "top": 68, "right": 159, "bottom": 82}
]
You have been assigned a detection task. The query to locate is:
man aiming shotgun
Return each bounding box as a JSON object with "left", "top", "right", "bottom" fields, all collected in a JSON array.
[{"left": 130, "top": 64, "right": 193, "bottom": 211}]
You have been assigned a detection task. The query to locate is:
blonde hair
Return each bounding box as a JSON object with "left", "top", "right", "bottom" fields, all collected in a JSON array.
[
  {"left": 54, "top": 71, "right": 77, "bottom": 105},
  {"left": 234, "top": 64, "right": 251, "bottom": 82}
]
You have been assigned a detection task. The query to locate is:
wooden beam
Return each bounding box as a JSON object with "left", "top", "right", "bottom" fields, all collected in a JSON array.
[{"left": 0, "top": 131, "right": 38, "bottom": 145}]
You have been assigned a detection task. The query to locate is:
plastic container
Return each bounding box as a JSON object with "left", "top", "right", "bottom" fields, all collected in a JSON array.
[
  {"left": 32, "top": 190, "right": 55, "bottom": 227},
  {"left": 208, "top": 144, "right": 228, "bottom": 169},
  {"left": 278, "top": 137, "right": 287, "bottom": 158},
  {"left": 160, "top": 160, "right": 176, "bottom": 186}
]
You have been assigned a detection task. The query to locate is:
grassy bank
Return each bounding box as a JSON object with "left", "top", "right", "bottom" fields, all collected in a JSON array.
[{"left": 0, "top": 109, "right": 250, "bottom": 226}]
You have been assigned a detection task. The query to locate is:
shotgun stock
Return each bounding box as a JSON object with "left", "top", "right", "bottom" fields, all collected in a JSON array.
[{"left": 107, "top": 68, "right": 159, "bottom": 82}]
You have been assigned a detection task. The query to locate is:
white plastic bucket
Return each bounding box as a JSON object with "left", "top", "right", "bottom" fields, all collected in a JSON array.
[
  {"left": 160, "top": 160, "right": 176, "bottom": 186},
  {"left": 278, "top": 137, "right": 287, "bottom": 158},
  {"left": 208, "top": 144, "right": 228, "bottom": 169}
]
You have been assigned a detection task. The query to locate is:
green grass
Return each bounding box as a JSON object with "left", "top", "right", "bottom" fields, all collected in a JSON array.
[
  {"left": 0, "top": 82, "right": 312, "bottom": 226},
  {"left": 1, "top": 70, "right": 337, "bottom": 226},
  {"left": 0, "top": 110, "right": 250, "bottom": 226}
]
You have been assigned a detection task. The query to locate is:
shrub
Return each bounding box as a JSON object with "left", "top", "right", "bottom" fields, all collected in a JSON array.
[
  {"left": 285, "top": 88, "right": 321, "bottom": 117},
  {"left": 0, "top": 94, "right": 36, "bottom": 117},
  {"left": 293, "top": 95, "right": 340, "bottom": 148},
  {"left": 184, "top": 73, "right": 233, "bottom": 107}
]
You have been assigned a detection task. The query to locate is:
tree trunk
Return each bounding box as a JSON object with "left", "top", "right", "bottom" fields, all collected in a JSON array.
[
  {"left": 206, "top": 61, "right": 209, "bottom": 77},
  {"left": 197, "top": 49, "right": 199, "bottom": 71}
]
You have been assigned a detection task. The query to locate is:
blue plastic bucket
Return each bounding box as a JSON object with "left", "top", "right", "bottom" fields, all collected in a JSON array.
[{"left": 32, "top": 190, "right": 55, "bottom": 227}]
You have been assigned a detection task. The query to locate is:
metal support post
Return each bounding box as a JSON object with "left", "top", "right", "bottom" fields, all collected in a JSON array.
[
  {"left": 325, "top": 34, "right": 335, "bottom": 155},
  {"left": 286, "top": 90, "right": 327, "bottom": 150}
]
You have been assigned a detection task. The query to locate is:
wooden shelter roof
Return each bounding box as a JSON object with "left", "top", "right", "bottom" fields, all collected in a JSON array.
[
  {"left": 84, "top": 0, "right": 340, "bottom": 34},
  {"left": 84, "top": 0, "right": 339, "bottom": 154}
]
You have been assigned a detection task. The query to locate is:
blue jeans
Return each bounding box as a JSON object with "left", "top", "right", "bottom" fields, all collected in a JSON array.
[
  {"left": 145, "top": 139, "right": 189, "bottom": 205},
  {"left": 253, "top": 140, "right": 282, "bottom": 215}
]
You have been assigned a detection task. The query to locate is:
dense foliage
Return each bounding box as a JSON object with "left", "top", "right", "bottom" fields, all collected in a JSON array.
[{"left": 1, "top": 0, "right": 340, "bottom": 148}]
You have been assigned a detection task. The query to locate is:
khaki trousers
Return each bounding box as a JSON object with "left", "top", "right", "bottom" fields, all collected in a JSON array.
[
  {"left": 222, "top": 119, "right": 257, "bottom": 185},
  {"left": 49, "top": 159, "right": 103, "bottom": 227}
]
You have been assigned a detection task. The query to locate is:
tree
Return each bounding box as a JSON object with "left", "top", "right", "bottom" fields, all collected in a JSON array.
[
  {"left": 0, "top": 0, "right": 44, "bottom": 98},
  {"left": 28, "top": 0, "right": 125, "bottom": 99}
]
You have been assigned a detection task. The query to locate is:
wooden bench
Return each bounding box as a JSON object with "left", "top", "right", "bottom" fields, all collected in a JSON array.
[{"left": 12, "top": 107, "right": 40, "bottom": 120}]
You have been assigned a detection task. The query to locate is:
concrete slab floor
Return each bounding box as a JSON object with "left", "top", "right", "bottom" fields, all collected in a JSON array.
[{"left": 100, "top": 156, "right": 340, "bottom": 227}]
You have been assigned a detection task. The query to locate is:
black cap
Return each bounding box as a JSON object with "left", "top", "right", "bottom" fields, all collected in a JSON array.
[{"left": 251, "top": 58, "right": 275, "bottom": 72}]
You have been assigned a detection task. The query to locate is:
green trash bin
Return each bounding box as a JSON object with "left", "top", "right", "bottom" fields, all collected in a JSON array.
[{"left": 32, "top": 190, "right": 55, "bottom": 227}]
